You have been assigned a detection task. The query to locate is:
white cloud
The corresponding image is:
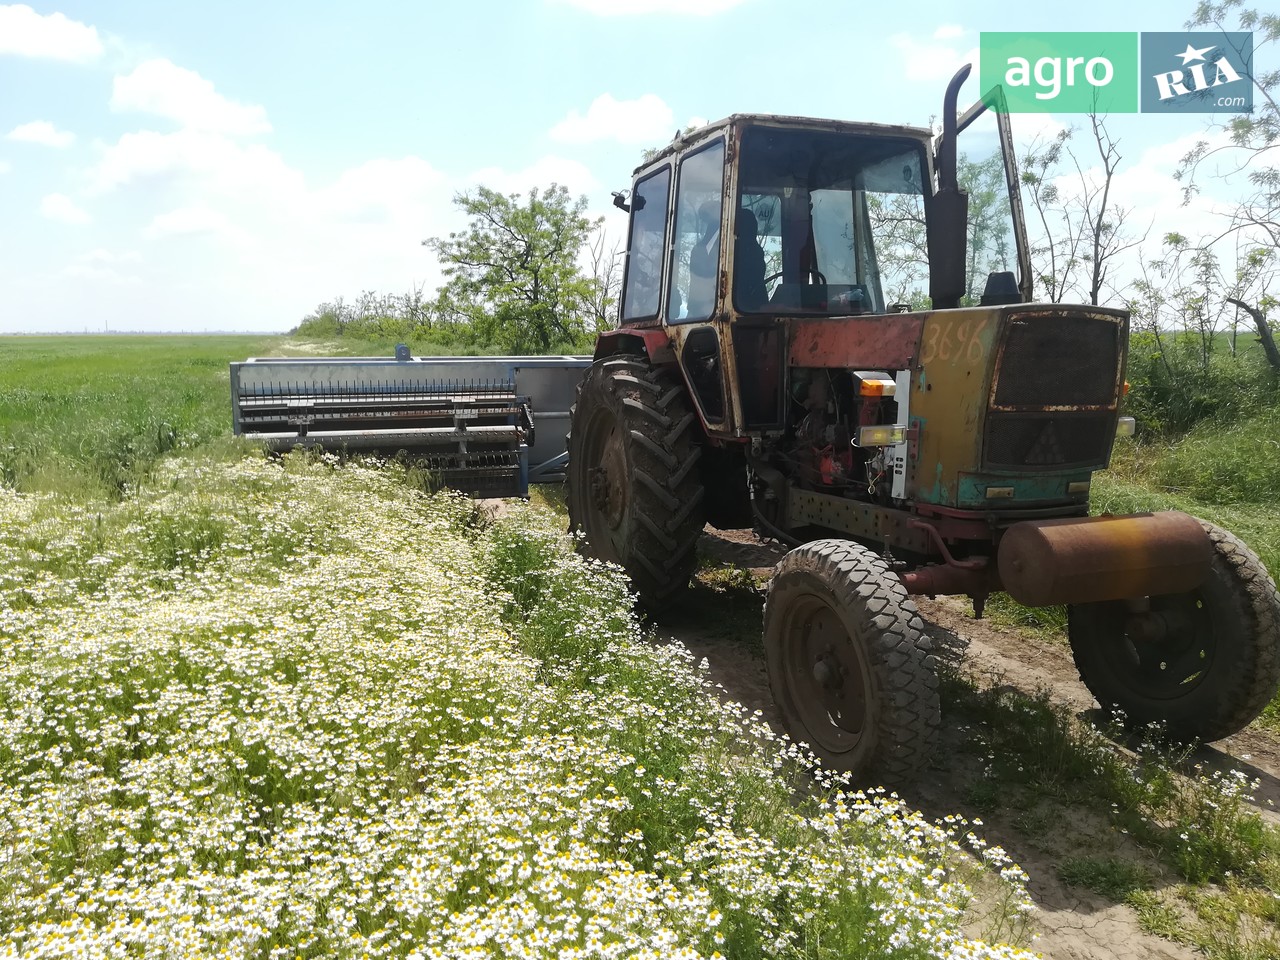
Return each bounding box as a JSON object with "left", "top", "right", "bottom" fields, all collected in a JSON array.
[
  {"left": 556, "top": 0, "right": 747, "bottom": 13},
  {"left": 0, "top": 4, "right": 102, "bottom": 61},
  {"left": 889, "top": 33, "right": 978, "bottom": 83},
  {"left": 933, "top": 24, "right": 965, "bottom": 40},
  {"left": 466, "top": 155, "right": 599, "bottom": 198},
  {"left": 314, "top": 156, "right": 447, "bottom": 224},
  {"left": 6, "top": 120, "right": 75, "bottom": 147},
  {"left": 145, "top": 206, "right": 236, "bottom": 239},
  {"left": 79, "top": 248, "right": 142, "bottom": 264},
  {"left": 87, "top": 129, "right": 302, "bottom": 198},
  {"left": 40, "top": 193, "right": 90, "bottom": 224},
  {"left": 686, "top": 115, "right": 709, "bottom": 130},
  {"left": 112, "top": 59, "right": 270, "bottom": 135},
  {"left": 1021, "top": 125, "right": 1276, "bottom": 304},
  {"left": 62, "top": 263, "right": 140, "bottom": 285},
  {"left": 550, "top": 93, "right": 674, "bottom": 145}
]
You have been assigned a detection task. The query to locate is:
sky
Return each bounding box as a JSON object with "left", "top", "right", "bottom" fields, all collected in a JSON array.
[{"left": 0, "top": 0, "right": 1266, "bottom": 333}]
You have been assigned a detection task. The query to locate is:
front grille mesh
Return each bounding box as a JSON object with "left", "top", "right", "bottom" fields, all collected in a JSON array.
[
  {"left": 994, "top": 317, "right": 1119, "bottom": 407},
  {"left": 985, "top": 413, "right": 1114, "bottom": 470}
]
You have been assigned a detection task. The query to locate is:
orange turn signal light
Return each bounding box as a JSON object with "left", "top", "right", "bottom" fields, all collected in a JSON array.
[{"left": 854, "top": 371, "right": 897, "bottom": 397}]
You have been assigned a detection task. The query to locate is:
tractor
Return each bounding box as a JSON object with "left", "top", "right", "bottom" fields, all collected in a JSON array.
[{"left": 564, "top": 66, "right": 1280, "bottom": 781}]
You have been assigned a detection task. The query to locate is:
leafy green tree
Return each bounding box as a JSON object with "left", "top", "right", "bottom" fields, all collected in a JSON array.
[
  {"left": 423, "top": 185, "right": 603, "bottom": 354},
  {"left": 958, "top": 153, "right": 1014, "bottom": 303},
  {"left": 1180, "top": 2, "right": 1279, "bottom": 248}
]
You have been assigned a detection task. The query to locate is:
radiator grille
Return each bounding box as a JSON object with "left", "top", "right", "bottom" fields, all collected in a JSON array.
[
  {"left": 985, "top": 413, "right": 1114, "bottom": 471},
  {"left": 994, "top": 317, "right": 1119, "bottom": 407}
]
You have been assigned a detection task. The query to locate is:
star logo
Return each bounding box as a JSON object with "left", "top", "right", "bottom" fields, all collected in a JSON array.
[{"left": 1177, "top": 42, "right": 1215, "bottom": 64}]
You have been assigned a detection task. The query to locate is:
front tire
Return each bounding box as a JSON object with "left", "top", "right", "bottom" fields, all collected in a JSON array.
[
  {"left": 566, "top": 357, "right": 704, "bottom": 609},
  {"left": 763, "top": 538, "right": 940, "bottom": 782},
  {"left": 1069, "top": 518, "right": 1280, "bottom": 741}
]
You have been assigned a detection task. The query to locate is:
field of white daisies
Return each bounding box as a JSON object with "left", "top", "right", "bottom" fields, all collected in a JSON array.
[{"left": 0, "top": 451, "right": 1036, "bottom": 959}]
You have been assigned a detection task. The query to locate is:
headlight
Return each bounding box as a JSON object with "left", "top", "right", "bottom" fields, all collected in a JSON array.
[{"left": 855, "top": 424, "right": 907, "bottom": 447}]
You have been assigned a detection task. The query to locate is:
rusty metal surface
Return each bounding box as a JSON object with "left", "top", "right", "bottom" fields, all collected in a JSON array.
[
  {"left": 904, "top": 304, "right": 1132, "bottom": 508},
  {"left": 788, "top": 315, "right": 925, "bottom": 370},
  {"left": 990, "top": 311, "right": 1125, "bottom": 411},
  {"left": 905, "top": 307, "right": 1000, "bottom": 507},
  {"left": 594, "top": 328, "right": 676, "bottom": 365},
  {"left": 786, "top": 488, "right": 932, "bottom": 555},
  {"left": 900, "top": 562, "right": 999, "bottom": 598},
  {"left": 635, "top": 114, "right": 932, "bottom": 175},
  {"left": 997, "top": 511, "right": 1213, "bottom": 607}
]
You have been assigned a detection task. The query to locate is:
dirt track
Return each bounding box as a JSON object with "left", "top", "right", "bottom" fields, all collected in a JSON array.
[{"left": 663, "top": 527, "right": 1280, "bottom": 960}]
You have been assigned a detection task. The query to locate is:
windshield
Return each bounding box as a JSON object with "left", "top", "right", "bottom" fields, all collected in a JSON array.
[{"left": 735, "top": 127, "right": 929, "bottom": 315}]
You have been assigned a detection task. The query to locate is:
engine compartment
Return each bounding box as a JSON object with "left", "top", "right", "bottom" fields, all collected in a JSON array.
[{"left": 777, "top": 368, "right": 904, "bottom": 503}]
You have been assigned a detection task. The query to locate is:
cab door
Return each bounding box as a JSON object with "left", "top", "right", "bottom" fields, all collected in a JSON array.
[
  {"left": 665, "top": 138, "right": 734, "bottom": 433},
  {"left": 940, "top": 85, "right": 1034, "bottom": 304}
]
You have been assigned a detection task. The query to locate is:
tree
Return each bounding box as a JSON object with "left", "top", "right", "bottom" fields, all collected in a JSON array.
[
  {"left": 1021, "top": 116, "right": 1146, "bottom": 305},
  {"left": 866, "top": 192, "right": 929, "bottom": 306},
  {"left": 580, "top": 229, "right": 623, "bottom": 334},
  {"left": 1179, "top": 2, "right": 1279, "bottom": 248},
  {"left": 958, "top": 153, "right": 1013, "bottom": 303},
  {"left": 1225, "top": 243, "right": 1280, "bottom": 368},
  {"left": 423, "top": 185, "right": 603, "bottom": 354}
]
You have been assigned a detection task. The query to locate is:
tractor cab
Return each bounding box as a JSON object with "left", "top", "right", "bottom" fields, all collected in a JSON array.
[
  {"left": 621, "top": 118, "right": 941, "bottom": 324},
  {"left": 607, "top": 75, "right": 1032, "bottom": 440}
]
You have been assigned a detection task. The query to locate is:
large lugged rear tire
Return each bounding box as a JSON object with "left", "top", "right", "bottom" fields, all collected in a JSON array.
[
  {"left": 566, "top": 357, "right": 704, "bottom": 609},
  {"left": 1069, "top": 518, "right": 1280, "bottom": 741},
  {"left": 763, "top": 538, "right": 940, "bottom": 783}
]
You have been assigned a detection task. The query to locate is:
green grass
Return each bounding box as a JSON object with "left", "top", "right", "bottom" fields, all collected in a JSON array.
[
  {"left": 0, "top": 335, "right": 284, "bottom": 499},
  {"left": 1101, "top": 438, "right": 1280, "bottom": 579},
  {"left": 943, "top": 667, "right": 1280, "bottom": 959},
  {"left": 1057, "top": 856, "right": 1153, "bottom": 901},
  {"left": 0, "top": 334, "right": 480, "bottom": 501}
]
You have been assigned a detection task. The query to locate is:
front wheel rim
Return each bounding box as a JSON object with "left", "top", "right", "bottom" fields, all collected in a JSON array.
[{"left": 781, "top": 593, "right": 871, "bottom": 756}]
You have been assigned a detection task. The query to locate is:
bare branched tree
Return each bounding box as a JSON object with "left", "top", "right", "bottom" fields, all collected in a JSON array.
[
  {"left": 582, "top": 228, "right": 624, "bottom": 333},
  {"left": 1021, "top": 116, "right": 1147, "bottom": 305}
]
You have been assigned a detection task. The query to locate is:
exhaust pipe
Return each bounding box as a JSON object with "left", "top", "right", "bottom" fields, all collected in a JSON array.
[{"left": 928, "top": 65, "right": 972, "bottom": 310}]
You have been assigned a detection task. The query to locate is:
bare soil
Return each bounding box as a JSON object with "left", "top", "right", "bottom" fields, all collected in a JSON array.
[{"left": 658, "top": 526, "right": 1280, "bottom": 960}]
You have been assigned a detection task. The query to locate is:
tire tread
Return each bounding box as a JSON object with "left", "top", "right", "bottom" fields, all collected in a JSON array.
[{"left": 763, "top": 538, "right": 940, "bottom": 782}]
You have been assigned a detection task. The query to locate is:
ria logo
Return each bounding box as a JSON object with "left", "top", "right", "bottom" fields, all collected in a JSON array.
[
  {"left": 1141, "top": 32, "right": 1253, "bottom": 113},
  {"left": 1153, "top": 42, "right": 1241, "bottom": 100}
]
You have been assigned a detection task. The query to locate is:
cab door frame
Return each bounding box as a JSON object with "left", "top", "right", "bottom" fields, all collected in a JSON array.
[{"left": 947, "top": 85, "right": 1035, "bottom": 303}]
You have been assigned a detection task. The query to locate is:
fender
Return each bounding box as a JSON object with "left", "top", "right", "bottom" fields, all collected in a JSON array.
[{"left": 593, "top": 327, "right": 675, "bottom": 365}]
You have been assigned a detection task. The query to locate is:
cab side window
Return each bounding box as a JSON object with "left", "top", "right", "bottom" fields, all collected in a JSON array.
[
  {"left": 667, "top": 141, "right": 725, "bottom": 323},
  {"left": 621, "top": 167, "right": 672, "bottom": 322}
]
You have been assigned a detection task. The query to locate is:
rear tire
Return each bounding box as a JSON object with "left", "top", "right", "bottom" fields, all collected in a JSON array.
[
  {"left": 1069, "top": 518, "right": 1280, "bottom": 741},
  {"left": 566, "top": 357, "right": 704, "bottom": 609},
  {"left": 763, "top": 538, "right": 940, "bottom": 782}
]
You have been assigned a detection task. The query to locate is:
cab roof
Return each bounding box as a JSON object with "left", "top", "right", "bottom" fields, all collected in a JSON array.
[{"left": 633, "top": 113, "right": 934, "bottom": 177}]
